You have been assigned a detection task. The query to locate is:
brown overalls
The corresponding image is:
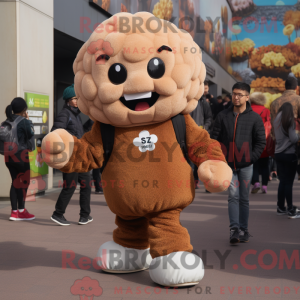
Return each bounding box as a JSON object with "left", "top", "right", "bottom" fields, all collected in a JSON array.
[{"left": 60, "top": 114, "right": 226, "bottom": 258}]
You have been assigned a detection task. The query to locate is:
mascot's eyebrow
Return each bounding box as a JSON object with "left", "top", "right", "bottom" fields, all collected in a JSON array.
[
  {"left": 96, "top": 54, "right": 110, "bottom": 61},
  {"left": 157, "top": 45, "right": 172, "bottom": 53}
]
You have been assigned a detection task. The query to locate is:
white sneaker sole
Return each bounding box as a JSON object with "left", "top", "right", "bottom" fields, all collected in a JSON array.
[
  {"left": 51, "top": 217, "right": 70, "bottom": 226},
  {"left": 78, "top": 218, "right": 93, "bottom": 225},
  {"left": 165, "top": 281, "right": 200, "bottom": 287},
  {"left": 288, "top": 214, "right": 300, "bottom": 219},
  {"left": 102, "top": 267, "right": 148, "bottom": 274},
  {"left": 9, "top": 217, "right": 35, "bottom": 221}
]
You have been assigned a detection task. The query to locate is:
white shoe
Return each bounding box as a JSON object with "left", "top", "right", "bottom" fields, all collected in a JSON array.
[
  {"left": 288, "top": 214, "right": 300, "bottom": 219},
  {"left": 96, "top": 241, "right": 151, "bottom": 273},
  {"left": 149, "top": 251, "right": 204, "bottom": 287}
]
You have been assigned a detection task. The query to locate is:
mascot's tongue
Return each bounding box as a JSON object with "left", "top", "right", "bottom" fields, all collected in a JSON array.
[{"left": 135, "top": 102, "right": 150, "bottom": 111}]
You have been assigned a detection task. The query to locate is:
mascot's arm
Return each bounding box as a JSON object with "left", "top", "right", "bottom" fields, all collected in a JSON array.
[
  {"left": 184, "top": 114, "right": 232, "bottom": 192},
  {"left": 60, "top": 121, "right": 104, "bottom": 173}
]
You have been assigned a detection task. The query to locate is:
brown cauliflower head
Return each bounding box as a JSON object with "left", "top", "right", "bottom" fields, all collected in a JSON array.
[{"left": 73, "top": 12, "right": 206, "bottom": 127}]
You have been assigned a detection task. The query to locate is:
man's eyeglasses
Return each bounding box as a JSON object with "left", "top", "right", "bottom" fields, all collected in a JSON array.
[{"left": 232, "top": 92, "right": 248, "bottom": 99}]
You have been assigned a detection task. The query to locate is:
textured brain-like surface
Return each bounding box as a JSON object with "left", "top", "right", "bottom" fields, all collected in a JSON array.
[{"left": 73, "top": 12, "right": 206, "bottom": 127}]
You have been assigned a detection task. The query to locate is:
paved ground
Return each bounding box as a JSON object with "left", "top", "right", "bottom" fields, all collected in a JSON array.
[{"left": 0, "top": 178, "right": 299, "bottom": 300}]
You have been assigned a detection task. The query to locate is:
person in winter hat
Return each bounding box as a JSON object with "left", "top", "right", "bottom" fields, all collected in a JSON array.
[{"left": 50, "top": 84, "right": 92, "bottom": 226}]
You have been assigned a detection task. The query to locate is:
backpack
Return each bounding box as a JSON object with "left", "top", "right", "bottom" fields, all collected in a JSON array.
[
  {"left": 0, "top": 116, "right": 35, "bottom": 155},
  {"left": 99, "top": 114, "right": 190, "bottom": 172},
  {"left": 0, "top": 116, "right": 24, "bottom": 155}
]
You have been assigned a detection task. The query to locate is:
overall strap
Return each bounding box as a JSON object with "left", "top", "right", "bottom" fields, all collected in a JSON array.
[
  {"left": 171, "top": 114, "right": 190, "bottom": 164},
  {"left": 99, "top": 122, "right": 115, "bottom": 172}
]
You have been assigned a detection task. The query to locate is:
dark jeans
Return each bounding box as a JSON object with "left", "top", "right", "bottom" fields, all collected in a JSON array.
[
  {"left": 54, "top": 171, "right": 91, "bottom": 218},
  {"left": 275, "top": 153, "right": 298, "bottom": 211},
  {"left": 5, "top": 159, "right": 30, "bottom": 211},
  {"left": 92, "top": 168, "right": 103, "bottom": 191},
  {"left": 252, "top": 157, "right": 269, "bottom": 186}
]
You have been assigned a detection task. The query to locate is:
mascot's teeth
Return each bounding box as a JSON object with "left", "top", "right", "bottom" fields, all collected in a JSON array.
[{"left": 124, "top": 92, "right": 152, "bottom": 101}]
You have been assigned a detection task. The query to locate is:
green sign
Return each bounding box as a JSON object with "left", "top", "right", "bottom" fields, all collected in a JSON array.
[
  {"left": 24, "top": 92, "right": 49, "bottom": 180},
  {"left": 26, "top": 92, "right": 49, "bottom": 108}
]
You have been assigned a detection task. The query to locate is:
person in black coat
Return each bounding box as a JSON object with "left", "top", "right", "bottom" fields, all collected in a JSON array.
[
  {"left": 190, "top": 95, "right": 213, "bottom": 133},
  {"left": 206, "top": 94, "right": 218, "bottom": 120},
  {"left": 50, "top": 84, "right": 92, "bottom": 226},
  {"left": 190, "top": 81, "right": 213, "bottom": 133},
  {"left": 190, "top": 94, "right": 213, "bottom": 189},
  {"left": 211, "top": 82, "right": 266, "bottom": 244},
  {"left": 216, "top": 95, "right": 223, "bottom": 104},
  {"left": 216, "top": 94, "right": 232, "bottom": 116}
]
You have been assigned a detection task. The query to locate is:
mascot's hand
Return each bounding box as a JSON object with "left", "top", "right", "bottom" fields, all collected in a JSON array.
[
  {"left": 41, "top": 129, "right": 74, "bottom": 170},
  {"left": 198, "top": 160, "right": 233, "bottom": 193}
]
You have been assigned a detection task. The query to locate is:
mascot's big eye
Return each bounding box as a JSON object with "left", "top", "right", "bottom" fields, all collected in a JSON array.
[
  {"left": 147, "top": 58, "right": 165, "bottom": 79},
  {"left": 108, "top": 63, "right": 127, "bottom": 85}
]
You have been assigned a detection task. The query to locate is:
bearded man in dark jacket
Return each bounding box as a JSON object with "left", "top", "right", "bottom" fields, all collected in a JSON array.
[
  {"left": 50, "top": 84, "right": 92, "bottom": 226},
  {"left": 211, "top": 82, "right": 266, "bottom": 244}
]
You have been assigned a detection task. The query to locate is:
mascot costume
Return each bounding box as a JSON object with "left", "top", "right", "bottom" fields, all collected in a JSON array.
[{"left": 42, "top": 12, "right": 232, "bottom": 287}]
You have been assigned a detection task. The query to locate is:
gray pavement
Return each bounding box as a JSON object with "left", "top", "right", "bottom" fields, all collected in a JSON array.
[{"left": 0, "top": 179, "right": 299, "bottom": 300}]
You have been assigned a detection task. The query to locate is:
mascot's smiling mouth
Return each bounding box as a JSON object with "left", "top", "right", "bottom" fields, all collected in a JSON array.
[{"left": 120, "top": 92, "right": 160, "bottom": 111}]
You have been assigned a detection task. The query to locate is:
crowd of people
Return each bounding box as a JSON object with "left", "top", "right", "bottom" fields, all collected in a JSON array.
[
  {"left": 190, "top": 78, "right": 300, "bottom": 245},
  {"left": 2, "top": 77, "right": 300, "bottom": 244}
]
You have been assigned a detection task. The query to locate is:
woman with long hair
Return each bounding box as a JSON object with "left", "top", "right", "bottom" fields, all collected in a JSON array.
[
  {"left": 274, "top": 102, "right": 300, "bottom": 219},
  {"left": 4, "top": 97, "right": 35, "bottom": 221}
]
